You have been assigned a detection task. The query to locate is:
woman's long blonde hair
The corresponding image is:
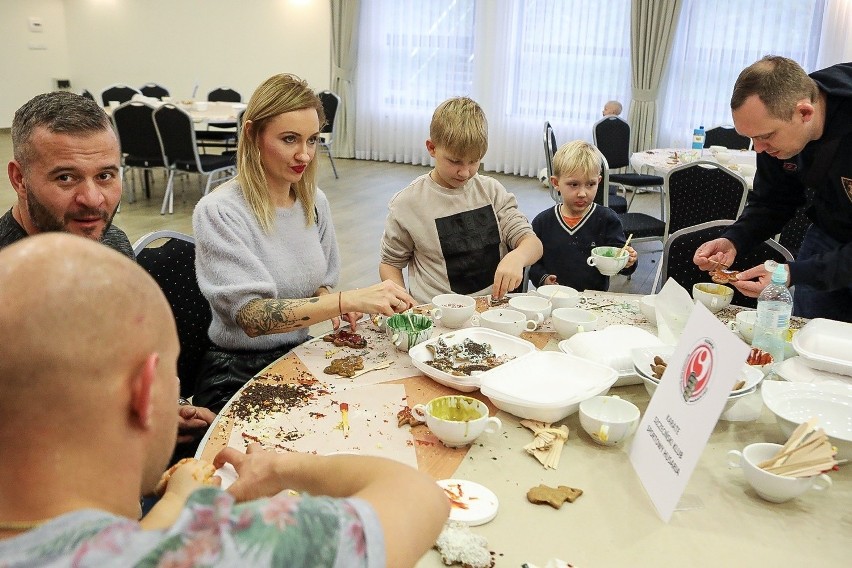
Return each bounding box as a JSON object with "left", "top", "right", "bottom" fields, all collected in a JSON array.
[{"left": 237, "top": 73, "right": 326, "bottom": 232}]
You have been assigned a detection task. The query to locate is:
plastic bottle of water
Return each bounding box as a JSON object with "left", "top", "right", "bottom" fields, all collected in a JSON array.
[
  {"left": 692, "top": 125, "right": 705, "bottom": 151},
  {"left": 752, "top": 261, "right": 793, "bottom": 368}
]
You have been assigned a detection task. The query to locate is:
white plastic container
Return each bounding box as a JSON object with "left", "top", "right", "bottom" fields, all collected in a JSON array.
[
  {"left": 792, "top": 318, "right": 852, "bottom": 377},
  {"left": 558, "top": 325, "right": 663, "bottom": 386},
  {"left": 408, "top": 327, "right": 536, "bottom": 392},
  {"left": 479, "top": 351, "right": 618, "bottom": 422}
]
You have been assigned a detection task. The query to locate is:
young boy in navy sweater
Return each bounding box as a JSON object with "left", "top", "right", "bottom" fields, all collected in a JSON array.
[{"left": 529, "top": 140, "right": 637, "bottom": 291}]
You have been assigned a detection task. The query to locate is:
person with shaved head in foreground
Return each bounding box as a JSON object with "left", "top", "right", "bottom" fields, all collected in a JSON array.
[{"left": 0, "top": 234, "right": 449, "bottom": 567}]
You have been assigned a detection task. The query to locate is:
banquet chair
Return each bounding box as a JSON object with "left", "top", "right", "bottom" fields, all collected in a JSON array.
[
  {"left": 139, "top": 82, "right": 170, "bottom": 100},
  {"left": 776, "top": 187, "right": 814, "bottom": 257},
  {"left": 100, "top": 84, "right": 141, "bottom": 106},
  {"left": 318, "top": 90, "right": 340, "bottom": 178},
  {"left": 207, "top": 87, "right": 242, "bottom": 102},
  {"left": 80, "top": 89, "right": 95, "bottom": 101},
  {"left": 153, "top": 104, "right": 236, "bottom": 214},
  {"left": 112, "top": 101, "right": 167, "bottom": 202},
  {"left": 599, "top": 154, "right": 665, "bottom": 248},
  {"left": 703, "top": 125, "right": 751, "bottom": 150},
  {"left": 544, "top": 121, "right": 626, "bottom": 212},
  {"left": 133, "top": 231, "right": 213, "bottom": 398},
  {"left": 656, "top": 220, "right": 793, "bottom": 308},
  {"left": 593, "top": 116, "right": 665, "bottom": 218}
]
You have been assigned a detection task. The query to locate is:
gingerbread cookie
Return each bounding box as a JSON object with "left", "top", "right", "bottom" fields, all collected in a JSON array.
[
  {"left": 526, "top": 484, "right": 583, "bottom": 509},
  {"left": 323, "top": 329, "right": 368, "bottom": 349},
  {"left": 397, "top": 405, "right": 424, "bottom": 427},
  {"left": 323, "top": 355, "right": 364, "bottom": 378}
]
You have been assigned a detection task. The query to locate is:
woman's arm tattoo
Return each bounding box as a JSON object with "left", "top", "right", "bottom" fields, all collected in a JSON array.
[{"left": 236, "top": 297, "right": 319, "bottom": 337}]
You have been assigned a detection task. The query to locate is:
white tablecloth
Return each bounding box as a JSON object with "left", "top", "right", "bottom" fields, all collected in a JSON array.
[{"left": 631, "top": 148, "right": 757, "bottom": 189}]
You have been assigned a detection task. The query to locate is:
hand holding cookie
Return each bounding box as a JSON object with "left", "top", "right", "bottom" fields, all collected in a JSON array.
[{"left": 154, "top": 458, "right": 218, "bottom": 499}]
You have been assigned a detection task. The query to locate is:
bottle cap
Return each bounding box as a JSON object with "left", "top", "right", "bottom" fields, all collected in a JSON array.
[{"left": 770, "top": 263, "right": 787, "bottom": 285}]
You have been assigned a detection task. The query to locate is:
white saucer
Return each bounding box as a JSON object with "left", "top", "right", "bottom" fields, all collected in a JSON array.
[{"left": 437, "top": 479, "right": 499, "bottom": 526}]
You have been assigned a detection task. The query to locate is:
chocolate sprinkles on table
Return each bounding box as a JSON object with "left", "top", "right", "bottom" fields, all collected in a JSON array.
[{"left": 227, "top": 381, "right": 319, "bottom": 422}]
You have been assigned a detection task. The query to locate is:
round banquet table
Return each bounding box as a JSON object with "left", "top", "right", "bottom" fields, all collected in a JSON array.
[{"left": 196, "top": 291, "right": 849, "bottom": 568}]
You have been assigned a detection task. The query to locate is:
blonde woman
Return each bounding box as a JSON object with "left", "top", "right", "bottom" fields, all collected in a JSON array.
[{"left": 193, "top": 74, "right": 413, "bottom": 411}]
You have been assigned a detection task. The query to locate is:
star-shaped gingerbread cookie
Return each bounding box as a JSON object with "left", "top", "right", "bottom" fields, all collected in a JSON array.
[{"left": 526, "top": 484, "right": 583, "bottom": 509}]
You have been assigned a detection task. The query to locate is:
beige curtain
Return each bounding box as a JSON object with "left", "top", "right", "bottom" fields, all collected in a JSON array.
[
  {"left": 330, "top": 0, "right": 360, "bottom": 158},
  {"left": 628, "top": 0, "right": 682, "bottom": 151}
]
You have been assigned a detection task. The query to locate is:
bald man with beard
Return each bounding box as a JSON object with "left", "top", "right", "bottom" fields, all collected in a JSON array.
[{"left": 0, "top": 234, "right": 448, "bottom": 567}]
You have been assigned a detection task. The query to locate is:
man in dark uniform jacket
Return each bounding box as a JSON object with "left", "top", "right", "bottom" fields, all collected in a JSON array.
[{"left": 694, "top": 56, "right": 852, "bottom": 321}]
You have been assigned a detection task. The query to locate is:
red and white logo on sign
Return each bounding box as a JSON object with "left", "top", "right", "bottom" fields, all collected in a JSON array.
[{"left": 680, "top": 340, "right": 714, "bottom": 404}]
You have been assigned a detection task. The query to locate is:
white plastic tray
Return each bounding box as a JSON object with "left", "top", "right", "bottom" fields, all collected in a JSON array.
[
  {"left": 792, "top": 318, "right": 852, "bottom": 376},
  {"left": 558, "top": 325, "right": 663, "bottom": 386},
  {"left": 408, "top": 327, "right": 536, "bottom": 392},
  {"left": 479, "top": 351, "right": 618, "bottom": 422}
]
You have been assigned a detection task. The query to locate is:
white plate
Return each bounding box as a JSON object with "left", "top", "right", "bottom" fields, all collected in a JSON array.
[
  {"left": 409, "top": 327, "right": 536, "bottom": 392},
  {"left": 437, "top": 479, "right": 499, "bottom": 526},
  {"left": 775, "top": 356, "right": 852, "bottom": 388},
  {"left": 480, "top": 351, "right": 618, "bottom": 422},
  {"left": 792, "top": 318, "right": 852, "bottom": 376},
  {"left": 761, "top": 381, "right": 852, "bottom": 461}
]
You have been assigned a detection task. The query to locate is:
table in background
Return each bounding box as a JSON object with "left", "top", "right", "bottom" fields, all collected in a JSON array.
[
  {"left": 631, "top": 148, "right": 757, "bottom": 189},
  {"left": 197, "top": 292, "right": 849, "bottom": 568}
]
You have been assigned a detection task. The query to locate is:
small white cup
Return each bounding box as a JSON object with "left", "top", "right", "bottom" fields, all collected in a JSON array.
[
  {"left": 715, "top": 151, "right": 733, "bottom": 164},
  {"left": 535, "top": 284, "right": 580, "bottom": 309},
  {"left": 693, "top": 282, "right": 734, "bottom": 313},
  {"left": 472, "top": 309, "right": 537, "bottom": 336},
  {"left": 508, "top": 295, "right": 551, "bottom": 327},
  {"left": 587, "top": 246, "right": 628, "bottom": 276},
  {"left": 430, "top": 293, "right": 476, "bottom": 329},
  {"left": 411, "top": 395, "right": 502, "bottom": 448},
  {"left": 551, "top": 308, "right": 599, "bottom": 339},
  {"left": 639, "top": 294, "right": 657, "bottom": 326},
  {"left": 729, "top": 310, "right": 757, "bottom": 343},
  {"left": 579, "top": 395, "right": 641, "bottom": 446},
  {"left": 709, "top": 145, "right": 727, "bottom": 154},
  {"left": 727, "top": 443, "right": 832, "bottom": 503}
]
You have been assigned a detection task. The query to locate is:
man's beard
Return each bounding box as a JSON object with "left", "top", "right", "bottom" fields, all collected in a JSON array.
[{"left": 26, "top": 185, "right": 116, "bottom": 240}]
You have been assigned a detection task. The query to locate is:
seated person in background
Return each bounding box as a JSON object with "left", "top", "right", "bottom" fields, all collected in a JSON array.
[
  {"left": 379, "top": 96, "right": 543, "bottom": 304},
  {"left": 529, "top": 140, "right": 637, "bottom": 291},
  {"left": 0, "top": 234, "right": 449, "bottom": 567},
  {"left": 603, "top": 100, "right": 623, "bottom": 117},
  {"left": 193, "top": 74, "right": 415, "bottom": 413}
]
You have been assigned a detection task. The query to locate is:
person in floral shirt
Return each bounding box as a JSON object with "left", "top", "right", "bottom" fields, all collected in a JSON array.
[{"left": 0, "top": 234, "right": 449, "bottom": 567}]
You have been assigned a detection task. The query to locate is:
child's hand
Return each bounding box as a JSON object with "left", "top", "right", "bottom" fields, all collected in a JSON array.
[
  {"left": 155, "top": 458, "right": 218, "bottom": 500},
  {"left": 624, "top": 246, "right": 637, "bottom": 269},
  {"left": 493, "top": 252, "right": 526, "bottom": 298},
  {"left": 544, "top": 275, "right": 558, "bottom": 285}
]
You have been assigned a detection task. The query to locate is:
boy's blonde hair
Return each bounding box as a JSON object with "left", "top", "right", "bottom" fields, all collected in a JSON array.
[
  {"left": 552, "top": 140, "right": 602, "bottom": 179},
  {"left": 237, "top": 73, "right": 325, "bottom": 232},
  {"left": 429, "top": 97, "right": 488, "bottom": 159}
]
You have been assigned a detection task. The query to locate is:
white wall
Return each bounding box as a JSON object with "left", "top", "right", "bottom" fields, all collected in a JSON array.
[
  {"left": 0, "top": 0, "right": 71, "bottom": 128},
  {"left": 0, "top": 0, "right": 332, "bottom": 128}
]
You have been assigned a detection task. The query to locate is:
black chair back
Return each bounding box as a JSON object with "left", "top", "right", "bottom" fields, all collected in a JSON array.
[
  {"left": 665, "top": 161, "right": 748, "bottom": 237},
  {"left": 81, "top": 89, "right": 95, "bottom": 101},
  {"left": 704, "top": 126, "right": 751, "bottom": 150},
  {"left": 208, "top": 87, "right": 242, "bottom": 102},
  {"left": 593, "top": 116, "right": 631, "bottom": 170},
  {"left": 153, "top": 104, "right": 200, "bottom": 168},
  {"left": 101, "top": 84, "right": 141, "bottom": 106},
  {"left": 133, "top": 231, "right": 213, "bottom": 397},
  {"left": 318, "top": 91, "right": 340, "bottom": 135},
  {"left": 543, "top": 121, "right": 559, "bottom": 202},
  {"left": 112, "top": 102, "right": 164, "bottom": 166},
  {"left": 659, "top": 220, "right": 793, "bottom": 308},
  {"left": 139, "top": 83, "right": 170, "bottom": 100}
]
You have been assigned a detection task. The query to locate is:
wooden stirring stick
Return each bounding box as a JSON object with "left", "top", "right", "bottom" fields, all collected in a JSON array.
[
  {"left": 349, "top": 361, "right": 392, "bottom": 379},
  {"left": 618, "top": 234, "right": 633, "bottom": 259}
]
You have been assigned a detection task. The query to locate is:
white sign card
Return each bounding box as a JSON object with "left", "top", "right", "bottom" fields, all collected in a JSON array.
[{"left": 629, "top": 303, "right": 750, "bottom": 521}]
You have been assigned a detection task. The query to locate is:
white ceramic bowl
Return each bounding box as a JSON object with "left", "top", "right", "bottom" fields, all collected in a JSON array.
[
  {"left": 761, "top": 381, "right": 852, "bottom": 461},
  {"left": 579, "top": 395, "right": 640, "bottom": 446},
  {"left": 408, "top": 327, "right": 536, "bottom": 392},
  {"left": 479, "top": 351, "right": 618, "bottom": 423},
  {"left": 535, "top": 285, "right": 580, "bottom": 309}
]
